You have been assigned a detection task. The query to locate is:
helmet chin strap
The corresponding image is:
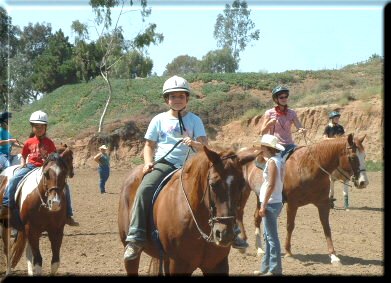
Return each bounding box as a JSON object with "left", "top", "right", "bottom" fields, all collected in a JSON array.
[{"left": 171, "top": 107, "right": 187, "bottom": 135}]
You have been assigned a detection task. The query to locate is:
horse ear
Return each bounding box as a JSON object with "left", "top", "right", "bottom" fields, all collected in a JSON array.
[
  {"left": 359, "top": 134, "right": 366, "bottom": 143},
  {"left": 347, "top": 133, "right": 354, "bottom": 147},
  {"left": 203, "top": 145, "right": 221, "bottom": 165}
]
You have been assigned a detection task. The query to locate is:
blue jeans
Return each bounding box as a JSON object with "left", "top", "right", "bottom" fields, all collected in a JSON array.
[
  {"left": 98, "top": 166, "right": 110, "bottom": 193},
  {"left": 2, "top": 164, "right": 36, "bottom": 208},
  {"left": 65, "top": 184, "right": 73, "bottom": 217},
  {"left": 260, "top": 202, "right": 283, "bottom": 274},
  {"left": 281, "top": 144, "right": 296, "bottom": 159}
]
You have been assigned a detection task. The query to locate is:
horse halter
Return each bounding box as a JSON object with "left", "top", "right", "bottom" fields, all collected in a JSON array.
[
  {"left": 36, "top": 154, "right": 67, "bottom": 210},
  {"left": 346, "top": 142, "right": 362, "bottom": 185}
]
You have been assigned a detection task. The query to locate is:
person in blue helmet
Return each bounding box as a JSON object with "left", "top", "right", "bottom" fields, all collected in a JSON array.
[{"left": 323, "top": 111, "right": 345, "bottom": 139}]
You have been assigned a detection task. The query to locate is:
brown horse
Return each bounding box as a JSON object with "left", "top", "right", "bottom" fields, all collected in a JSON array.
[
  {"left": 236, "top": 134, "right": 366, "bottom": 264},
  {"left": 0, "top": 144, "right": 74, "bottom": 275},
  {"left": 118, "top": 145, "right": 259, "bottom": 275}
]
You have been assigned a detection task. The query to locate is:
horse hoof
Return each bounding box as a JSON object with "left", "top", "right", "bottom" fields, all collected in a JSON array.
[
  {"left": 257, "top": 248, "right": 265, "bottom": 256},
  {"left": 330, "top": 254, "right": 341, "bottom": 265}
]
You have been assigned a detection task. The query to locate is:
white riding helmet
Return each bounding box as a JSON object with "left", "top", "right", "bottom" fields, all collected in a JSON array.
[
  {"left": 162, "top": 75, "right": 190, "bottom": 96},
  {"left": 29, "top": 110, "right": 48, "bottom": 124}
]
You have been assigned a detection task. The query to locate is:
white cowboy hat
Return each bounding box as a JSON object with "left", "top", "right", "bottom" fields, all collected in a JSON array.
[
  {"left": 259, "top": 134, "right": 285, "bottom": 151},
  {"left": 99, "top": 145, "right": 108, "bottom": 150}
]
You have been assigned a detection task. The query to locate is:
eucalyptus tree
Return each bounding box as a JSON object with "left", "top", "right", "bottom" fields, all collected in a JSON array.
[
  {"left": 89, "top": 0, "right": 164, "bottom": 132},
  {"left": 214, "top": 0, "right": 260, "bottom": 64}
]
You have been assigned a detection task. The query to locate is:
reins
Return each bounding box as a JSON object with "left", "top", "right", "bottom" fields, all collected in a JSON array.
[
  {"left": 302, "top": 134, "right": 353, "bottom": 187},
  {"left": 179, "top": 150, "right": 238, "bottom": 243}
]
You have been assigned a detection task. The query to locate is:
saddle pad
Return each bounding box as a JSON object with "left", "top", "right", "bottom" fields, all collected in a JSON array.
[{"left": 15, "top": 167, "right": 42, "bottom": 201}]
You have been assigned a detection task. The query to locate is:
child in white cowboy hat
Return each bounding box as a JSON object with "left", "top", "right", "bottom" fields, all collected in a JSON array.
[
  {"left": 94, "top": 144, "right": 110, "bottom": 194},
  {"left": 254, "top": 134, "right": 285, "bottom": 276}
]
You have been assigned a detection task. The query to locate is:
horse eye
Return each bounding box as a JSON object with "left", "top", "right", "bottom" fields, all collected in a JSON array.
[{"left": 44, "top": 171, "right": 50, "bottom": 178}]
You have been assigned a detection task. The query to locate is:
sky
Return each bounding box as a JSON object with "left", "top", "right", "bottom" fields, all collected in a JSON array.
[{"left": 1, "top": 0, "right": 386, "bottom": 76}]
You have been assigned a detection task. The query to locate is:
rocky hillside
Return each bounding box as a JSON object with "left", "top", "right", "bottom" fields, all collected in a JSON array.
[{"left": 65, "top": 95, "right": 382, "bottom": 169}]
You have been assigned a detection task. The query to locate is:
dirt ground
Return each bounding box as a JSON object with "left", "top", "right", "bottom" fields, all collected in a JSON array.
[{"left": 1, "top": 168, "right": 384, "bottom": 277}]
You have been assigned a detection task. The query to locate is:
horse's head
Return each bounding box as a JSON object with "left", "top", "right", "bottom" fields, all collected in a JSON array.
[
  {"left": 57, "top": 143, "right": 74, "bottom": 178},
  {"left": 203, "top": 146, "right": 259, "bottom": 247},
  {"left": 41, "top": 151, "right": 71, "bottom": 211},
  {"left": 341, "top": 134, "right": 369, "bottom": 189}
]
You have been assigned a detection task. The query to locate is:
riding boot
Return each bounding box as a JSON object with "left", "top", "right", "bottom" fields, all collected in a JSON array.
[{"left": 344, "top": 196, "right": 349, "bottom": 210}]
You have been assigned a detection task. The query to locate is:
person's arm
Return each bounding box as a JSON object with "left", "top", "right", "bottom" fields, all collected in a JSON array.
[
  {"left": 93, "top": 152, "right": 102, "bottom": 163},
  {"left": 293, "top": 115, "right": 306, "bottom": 134},
  {"left": 142, "top": 139, "right": 156, "bottom": 174},
  {"left": 258, "top": 160, "right": 277, "bottom": 217},
  {"left": 182, "top": 136, "right": 208, "bottom": 151},
  {"left": 260, "top": 114, "right": 276, "bottom": 135},
  {"left": 0, "top": 138, "right": 17, "bottom": 146}
]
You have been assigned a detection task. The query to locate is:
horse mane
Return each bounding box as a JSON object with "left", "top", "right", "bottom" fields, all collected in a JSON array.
[
  {"left": 299, "top": 136, "right": 347, "bottom": 166},
  {"left": 181, "top": 147, "right": 237, "bottom": 184}
]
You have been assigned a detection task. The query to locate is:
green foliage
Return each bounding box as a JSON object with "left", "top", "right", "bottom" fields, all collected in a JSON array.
[
  {"left": 199, "top": 48, "right": 238, "bottom": 73},
  {"left": 163, "top": 55, "right": 201, "bottom": 76},
  {"left": 214, "top": 0, "right": 260, "bottom": 61},
  {"left": 365, "top": 160, "right": 383, "bottom": 172}
]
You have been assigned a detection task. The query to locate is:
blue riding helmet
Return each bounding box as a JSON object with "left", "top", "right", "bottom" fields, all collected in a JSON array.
[
  {"left": 328, "top": 111, "right": 341, "bottom": 119},
  {"left": 272, "top": 86, "right": 289, "bottom": 100}
]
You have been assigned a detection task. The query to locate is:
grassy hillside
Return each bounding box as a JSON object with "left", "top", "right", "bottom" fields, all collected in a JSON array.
[{"left": 9, "top": 57, "right": 383, "bottom": 142}]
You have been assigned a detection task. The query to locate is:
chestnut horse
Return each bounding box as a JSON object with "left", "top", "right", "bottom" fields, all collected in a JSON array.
[
  {"left": 118, "top": 146, "right": 259, "bottom": 275},
  {"left": 236, "top": 134, "right": 367, "bottom": 264},
  {"left": 0, "top": 144, "right": 74, "bottom": 275}
]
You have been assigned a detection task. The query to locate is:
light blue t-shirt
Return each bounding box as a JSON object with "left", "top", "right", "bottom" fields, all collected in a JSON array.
[
  {"left": 145, "top": 111, "right": 206, "bottom": 168},
  {"left": 0, "top": 127, "right": 12, "bottom": 156}
]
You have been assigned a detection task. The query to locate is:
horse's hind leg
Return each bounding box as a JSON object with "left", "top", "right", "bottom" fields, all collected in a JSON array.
[
  {"left": 316, "top": 204, "right": 340, "bottom": 264},
  {"left": 284, "top": 204, "right": 298, "bottom": 257},
  {"left": 48, "top": 229, "right": 64, "bottom": 275}
]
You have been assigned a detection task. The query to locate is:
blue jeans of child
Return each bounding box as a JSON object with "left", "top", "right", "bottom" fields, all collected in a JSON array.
[
  {"left": 2, "top": 164, "right": 36, "bottom": 208},
  {"left": 98, "top": 166, "right": 110, "bottom": 193},
  {"left": 260, "top": 202, "right": 283, "bottom": 275}
]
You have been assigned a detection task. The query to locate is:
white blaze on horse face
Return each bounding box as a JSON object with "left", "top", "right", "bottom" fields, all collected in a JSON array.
[
  {"left": 226, "top": 175, "right": 234, "bottom": 205},
  {"left": 357, "top": 151, "right": 369, "bottom": 188}
]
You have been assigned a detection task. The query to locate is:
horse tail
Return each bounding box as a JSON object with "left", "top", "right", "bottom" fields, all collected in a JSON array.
[{"left": 10, "top": 230, "right": 27, "bottom": 268}]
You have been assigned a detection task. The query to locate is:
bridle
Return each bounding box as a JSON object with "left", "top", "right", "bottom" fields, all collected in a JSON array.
[
  {"left": 180, "top": 152, "right": 240, "bottom": 242},
  {"left": 35, "top": 153, "right": 68, "bottom": 209}
]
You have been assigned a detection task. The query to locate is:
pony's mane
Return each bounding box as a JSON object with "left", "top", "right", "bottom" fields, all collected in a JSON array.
[
  {"left": 182, "top": 146, "right": 236, "bottom": 181},
  {"left": 300, "top": 136, "right": 347, "bottom": 165}
]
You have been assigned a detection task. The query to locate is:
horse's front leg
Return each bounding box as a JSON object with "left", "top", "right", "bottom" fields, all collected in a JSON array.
[
  {"left": 316, "top": 203, "right": 340, "bottom": 265},
  {"left": 253, "top": 195, "right": 264, "bottom": 256},
  {"left": 47, "top": 228, "right": 64, "bottom": 275},
  {"left": 168, "top": 258, "right": 194, "bottom": 275},
  {"left": 284, "top": 204, "right": 298, "bottom": 257},
  {"left": 1, "top": 224, "right": 12, "bottom": 274},
  {"left": 26, "top": 232, "right": 43, "bottom": 275},
  {"left": 201, "top": 256, "right": 229, "bottom": 275}
]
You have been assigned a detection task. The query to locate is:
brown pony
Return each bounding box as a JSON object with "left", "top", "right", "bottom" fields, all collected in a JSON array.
[
  {"left": 0, "top": 144, "right": 74, "bottom": 275},
  {"left": 118, "top": 145, "right": 259, "bottom": 275},
  {"left": 236, "top": 134, "right": 366, "bottom": 264}
]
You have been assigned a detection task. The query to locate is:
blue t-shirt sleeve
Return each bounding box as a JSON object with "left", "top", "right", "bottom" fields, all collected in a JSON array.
[
  {"left": 144, "top": 114, "right": 160, "bottom": 142},
  {"left": 192, "top": 115, "right": 206, "bottom": 139}
]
